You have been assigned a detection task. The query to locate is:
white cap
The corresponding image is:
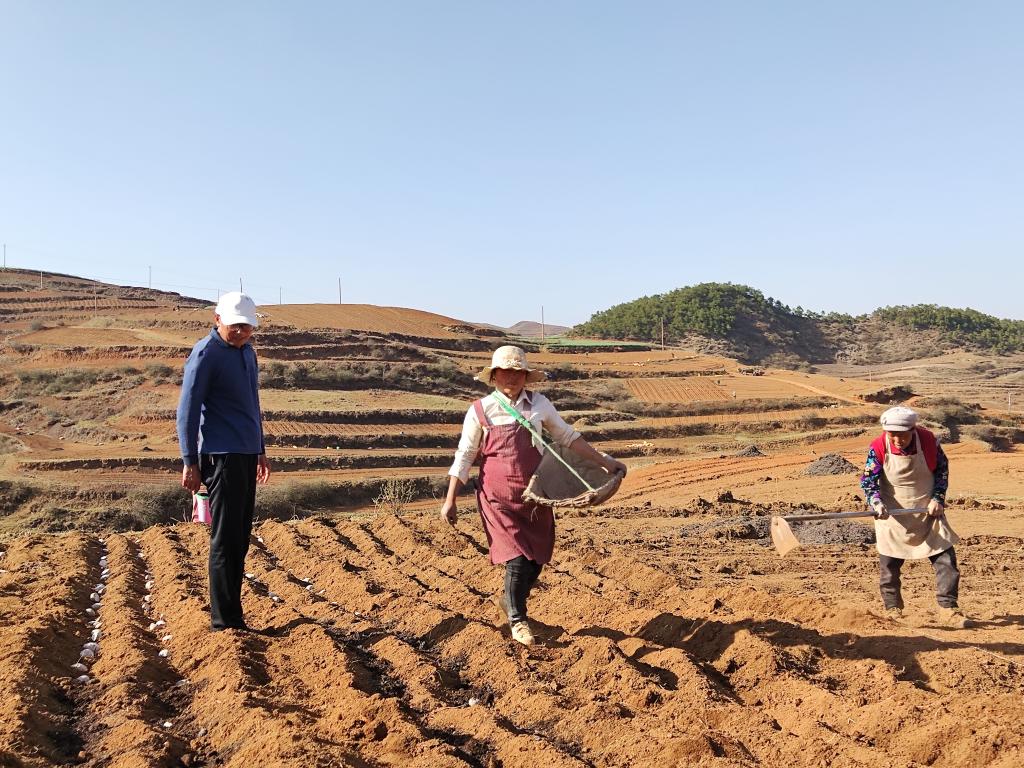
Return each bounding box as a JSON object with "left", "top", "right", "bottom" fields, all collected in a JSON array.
[
  {"left": 880, "top": 406, "right": 917, "bottom": 432},
  {"left": 214, "top": 292, "right": 258, "bottom": 327}
]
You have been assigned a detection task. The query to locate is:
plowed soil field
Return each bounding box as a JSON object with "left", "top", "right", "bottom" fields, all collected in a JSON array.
[
  {"left": 259, "top": 305, "right": 485, "bottom": 337},
  {"left": 627, "top": 378, "right": 730, "bottom": 402},
  {"left": 3, "top": 505, "right": 1022, "bottom": 768}
]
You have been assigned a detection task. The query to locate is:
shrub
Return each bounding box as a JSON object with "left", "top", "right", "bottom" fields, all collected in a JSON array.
[
  {"left": 124, "top": 485, "right": 192, "bottom": 527},
  {"left": 546, "top": 363, "right": 587, "bottom": 381},
  {"left": 964, "top": 425, "right": 1024, "bottom": 452},
  {"left": 259, "top": 360, "right": 474, "bottom": 396},
  {"left": 0, "top": 435, "right": 25, "bottom": 455},
  {"left": 918, "top": 397, "right": 981, "bottom": 433},
  {"left": 585, "top": 380, "right": 630, "bottom": 402},
  {"left": 144, "top": 363, "right": 178, "bottom": 384},
  {"left": 0, "top": 480, "right": 35, "bottom": 518},
  {"left": 256, "top": 481, "right": 338, "bottom": 519},
  {"left": 372, "top": 478, "right": 417, "bottom": 515},
  {"left": 14, "top": 367, "right": 147, "bottom": 396}
]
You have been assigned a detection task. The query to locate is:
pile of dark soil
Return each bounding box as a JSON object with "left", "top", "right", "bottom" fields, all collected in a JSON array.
[
  {"left": 681, "top": 515, "right": 771, "bottom": 540},
  {"left": 681, "top": 513, "right": 875, "bottom": 547},
  {"left": 735, "top": 445, "right": 765, "bottom": 457},
  {"left": 803, "top": 453, "right": 859, "bottom": 476},
  {"left": 781, "top": 518, "right": 875, "bottom": 547}
]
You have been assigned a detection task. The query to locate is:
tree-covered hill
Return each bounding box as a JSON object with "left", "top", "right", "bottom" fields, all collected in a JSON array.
[
  {"left": 874, "top": 305, "right": 1024, "bottom": 355},
  {"left": 572, "top": 283, "right": 1024, "bottom": 365}
]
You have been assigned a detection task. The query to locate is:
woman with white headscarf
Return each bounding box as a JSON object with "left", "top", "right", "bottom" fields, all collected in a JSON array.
[{"left": 860, "top": 406, "right": 968, "bottom": 627}]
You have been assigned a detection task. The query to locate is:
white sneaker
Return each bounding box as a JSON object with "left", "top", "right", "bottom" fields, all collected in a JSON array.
[
  {"left": 510, "top": 621, "right": 535, "bottom": 646},
  {"left": 937, "top": 607, "right": 970, "bottom": 629}
]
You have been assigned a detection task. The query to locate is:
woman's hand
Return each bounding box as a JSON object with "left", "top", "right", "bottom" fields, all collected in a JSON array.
[
  {"left": 440, "top": 499, "right": 458, "bottom": 526},
  {"left": 927, "top": 499, "right": 945, "bottom": 517},
  {"left": 605, "top": 457, "right": 627, "bottom": 477},
  {"left": 871, "top": 500, "right": 889, "bottom": 520}
]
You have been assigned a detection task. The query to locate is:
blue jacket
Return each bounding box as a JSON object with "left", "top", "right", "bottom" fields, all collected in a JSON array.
[{"left": 176, "top": 329, "right": 265, "bottom": 465}]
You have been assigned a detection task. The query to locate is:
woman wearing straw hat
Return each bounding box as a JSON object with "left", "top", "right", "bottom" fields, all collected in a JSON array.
[
  {"left": 860, "top": 406, "right": 969, "bottom": 627},
  {"left": 440, "top": 345, "right": 626, "bottom": 646}
]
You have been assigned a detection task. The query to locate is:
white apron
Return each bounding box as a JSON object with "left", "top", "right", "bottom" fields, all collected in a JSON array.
[{"left": 875, "top": 433, "right": 959, "bottom": 559}]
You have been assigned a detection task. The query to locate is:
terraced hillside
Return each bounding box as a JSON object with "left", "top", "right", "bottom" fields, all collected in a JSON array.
[
  {"left": 1, "top": 269, "right": 1023, "bottom": 766},
  {"left": 1, "top": 269, "right": 1022, "bottom": 528}
]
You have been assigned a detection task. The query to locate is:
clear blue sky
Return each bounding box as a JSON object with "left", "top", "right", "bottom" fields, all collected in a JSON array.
[{"left": 2, "top": 2, "right": 1022, "bottom": 327}]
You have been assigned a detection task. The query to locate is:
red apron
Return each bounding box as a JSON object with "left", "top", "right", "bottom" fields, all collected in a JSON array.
[{"left": 473, "top": 399, "right": 555, "bottom": 565}]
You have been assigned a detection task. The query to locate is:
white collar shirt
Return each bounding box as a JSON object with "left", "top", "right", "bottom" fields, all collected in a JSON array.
[{"left": 447, "top": 389, "right": 581, "bottom": 484}]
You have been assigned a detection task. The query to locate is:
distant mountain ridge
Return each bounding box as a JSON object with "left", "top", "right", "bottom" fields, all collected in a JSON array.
[
  {"left": 572, "top": 282, "right": 1024, "bottom": 366},
  {"left": 508, "top": 320, "right": 571, "bottom": 338},
  {"left": 8, "top": 268, "right": 1019, "bottom": 367}
]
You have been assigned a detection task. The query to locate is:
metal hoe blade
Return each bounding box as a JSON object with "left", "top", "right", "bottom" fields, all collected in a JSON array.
[
  {"left": 770, "top": 506, "right": 929, "bottom": 556},
  {"left": 770, "top": 517, "right": 802, "bottom": 557}
]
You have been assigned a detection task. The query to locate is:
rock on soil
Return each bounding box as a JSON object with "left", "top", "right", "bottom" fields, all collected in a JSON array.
[
  {"left": 803, "top": 453, "right": 859, "bottom": 476},
  {"left": 735, "top": 445, "right": 765, "bottom": 457}
]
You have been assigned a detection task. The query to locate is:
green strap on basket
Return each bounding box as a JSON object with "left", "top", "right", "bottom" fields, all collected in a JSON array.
[{"left": 491, "top": 391, "right": 596, "bottom": 493}]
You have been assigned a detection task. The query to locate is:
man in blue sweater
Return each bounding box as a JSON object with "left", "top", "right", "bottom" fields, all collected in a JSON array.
[{"left": 177, "top": 291, "right": 271, "bottom": 631}]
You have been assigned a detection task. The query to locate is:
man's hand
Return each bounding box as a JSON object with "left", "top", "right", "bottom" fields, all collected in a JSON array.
[
  {"left": 927, "top": 498, "right": 944, "bottom": 518},
  {"left": 871, "top": 500, "right": 889, "bottom": 520},
  {"left": 440, "top": 500, "right": 458, "bottom": 526},
  {"left": 257, "top": 455, "right": 271, "bottom": 485},
  {"left": 181, "top": 464, "right": 201, "bottom": 493}
]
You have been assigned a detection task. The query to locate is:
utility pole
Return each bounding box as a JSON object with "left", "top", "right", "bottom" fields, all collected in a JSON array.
[
  {"left": 541, "top": 306, "right": 545, "bottom": 342},
  {"left": 660, "top": 317, "right": 665, "bottom": 349},
  {"left": 338, "top": 278, "right": 342, "bottom": 304},
  {"left": 148, "top": 266, "right": 152, "bottom": 289},
  {"left": 2, "top": 243, "right": 5, "bottom": 269},
  {"left": 279, "top": 286, "right": 282, "bottom": 305},
  {"left": 39, "top": 270, "right": 43, "bottom": 289},
  {"left": 239, "top": 278, "right": 243, "bottom": 292}
]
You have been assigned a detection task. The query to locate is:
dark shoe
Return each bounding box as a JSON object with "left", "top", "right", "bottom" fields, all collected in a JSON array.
[{"left": 212, "top": 621, "right": 249, "bottom": 632}]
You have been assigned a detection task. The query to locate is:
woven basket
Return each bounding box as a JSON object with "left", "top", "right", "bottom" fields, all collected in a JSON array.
[{"left": 521, "top": 444, "right": 624, "bottom": 509}]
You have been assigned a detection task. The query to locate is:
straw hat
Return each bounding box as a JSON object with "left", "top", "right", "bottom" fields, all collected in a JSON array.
[
  {"left": 475, "top": 345, "right": 546, "bottom": 384},
  {"left": 880, "top": 406, "right": 917, "bottom": 432}
]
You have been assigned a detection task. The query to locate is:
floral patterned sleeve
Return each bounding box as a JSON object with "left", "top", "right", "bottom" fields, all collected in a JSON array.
[
  {"left": 860, "top": 447, "right": 883, "bottom": 505},
  {"left": 932, "top": 444, "right": 949, "bottom": 503}
]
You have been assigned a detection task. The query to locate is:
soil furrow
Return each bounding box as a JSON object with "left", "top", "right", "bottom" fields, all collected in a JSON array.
[
  {"left": 139, "top": 525, "right": 373, "bottom": 766},
  {"left": 0, "top": 534, "right": 96, "bottom": 766},
  {"left": 252, "top": 519, "right": 612, "bottom": 764},
  {"left": 73, "top": 534, "right": 190, "bottom": 766}
]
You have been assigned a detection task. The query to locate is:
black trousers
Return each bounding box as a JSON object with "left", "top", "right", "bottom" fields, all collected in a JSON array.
[
  {"left": 504, "top": 555, "right": 543, "bottom": 624},
  {"left": 879, "top": 547, "right": 960, "bottom": 610},
  {"left": 201, "top": 453, "right": 257, "bottom": 629}
]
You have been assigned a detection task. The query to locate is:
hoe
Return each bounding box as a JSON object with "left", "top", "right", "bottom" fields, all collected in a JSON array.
[{"left": 770, "top": 507, "right": 929, "bottom": 557}]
